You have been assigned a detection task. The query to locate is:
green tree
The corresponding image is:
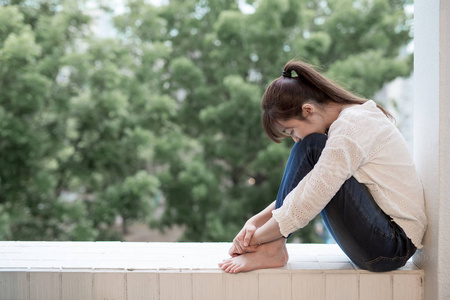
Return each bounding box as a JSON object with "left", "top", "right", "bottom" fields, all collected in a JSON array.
[
  {"left": 112, "top": 0, "right": 412, "bottom": 242},
  {"left": 0, "top": 0, "right": 413, "bottom": 243},
  {"left": 0, "top": 1, "right": 162, "bottom": 240},
  {"left": 0, "top": 2, "right": 94, "bottom": 240}
]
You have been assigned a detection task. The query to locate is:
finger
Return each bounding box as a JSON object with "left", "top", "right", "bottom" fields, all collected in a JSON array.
[
  {"left": 243, "top": 228, "right": 255, "bottom": 246},
  {"left": 228, "top": 245, "right": 236, "bottom": 256},
  {"left": 236, "top": 229, "right": 245, "bottom": 238},
  {"left": 233, "top": 242, "right": 245, "bottom": 254}
]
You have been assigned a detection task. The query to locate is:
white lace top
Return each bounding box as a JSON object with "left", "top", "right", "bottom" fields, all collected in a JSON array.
[{"left": 272, "top": 100, "right": 427, "bottom": 248}]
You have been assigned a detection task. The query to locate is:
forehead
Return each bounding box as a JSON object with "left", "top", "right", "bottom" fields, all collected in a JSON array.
[{"left": 277, "top": 119, "right": 303, "bottom": 129}]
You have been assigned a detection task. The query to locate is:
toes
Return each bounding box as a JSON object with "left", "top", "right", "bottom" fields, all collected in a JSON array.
[
  {"left": 220, "top": 256, "right": 245, "bottom": 274},
  {"left": 220, "top": 261, "right": 233, "bottom": 271},
  {"left": 230, "top": 264, "right": 242, "bottom": 273},
  {"left": 218, "top": 258, "right": 231, "bottom": 269},
  {"left": 225, "top": 263, "right": 236, "bottom": 273}
]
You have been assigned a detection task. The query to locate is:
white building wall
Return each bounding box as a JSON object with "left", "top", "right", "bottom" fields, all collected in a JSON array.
[
  {"left": 374, "top": 75, "right": 414, "bottom": 153},
  {"left": 413, "top": 0, "right": 450, "bottom": 299}
]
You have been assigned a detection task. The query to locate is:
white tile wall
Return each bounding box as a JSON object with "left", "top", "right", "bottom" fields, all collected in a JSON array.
[
  {"left": 224, "top": 272, "right": 258, "bottom": 300},
  {"left": 93, "top": 272, "right": 126, "bottom": 300},
  {"left": 61, "top": 272, "right": 93, "bottom": 300},
  {"left": 192, "top": 272, "right": 223, "bottom": 300},
  {"left": 359, "top": 274, "right": 392, "bottom": 300},
  {"left": 0, "top": 271, "right": 28, "bottom": 300},
  {"left": 29, "top": 271, "right": 60, "bottom": 300},
  {"left": 126, "top": 272, "right": 159, "bottom": 300},
  {"left": 0, "top": 242, "right": 424, "bottom": 300},
  {"left": 292, "top": 273, "right": 326, "bottom": 300},
  {"left": 393, "top": 274, "right": 423, "bottom": 300},
  {"left": 259, "top": 272, "right": 291, "bottom": 300},
  {"left": 160, "top": 272, "right": 192, "bottom": 300},
  {"left": 326, "top": 274, "right": 358, "bottom": 300}
]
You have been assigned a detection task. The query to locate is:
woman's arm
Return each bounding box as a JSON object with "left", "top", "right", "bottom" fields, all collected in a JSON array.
[
  {"left": 246, "top": 200, "right": 276, "bottom": 227},
  {"left": 248, "top": 217, "right": 284, "bottom": 246}
]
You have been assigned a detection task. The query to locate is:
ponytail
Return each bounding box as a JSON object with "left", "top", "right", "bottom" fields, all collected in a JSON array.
[{"left": 261, "top": 60, "right": 394, "bottom": 143}]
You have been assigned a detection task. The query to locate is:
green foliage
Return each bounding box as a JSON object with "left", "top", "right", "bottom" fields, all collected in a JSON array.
[
  {"left": 0, "top": 1, "right": 160, "bottom": 240},
  {"left": 0, "top": 0, "right": 413, "bottom": 242},
  {"left": 126, "top": 0, "right": 412, "bottom": 243}
]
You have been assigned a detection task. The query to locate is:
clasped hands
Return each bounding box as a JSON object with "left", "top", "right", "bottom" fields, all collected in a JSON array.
[{"left": 228, "top": 223, "right": 260, "bottom": 257}]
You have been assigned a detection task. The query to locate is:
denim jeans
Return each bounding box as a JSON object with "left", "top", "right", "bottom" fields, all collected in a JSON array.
[{"left": 275, "top": 133, "right": 416, "bottom": 272}]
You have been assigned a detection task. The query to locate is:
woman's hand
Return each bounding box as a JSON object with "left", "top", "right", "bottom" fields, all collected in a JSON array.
[
  {"left": 227, "top": 201, "right": 277, "bottom": 257},
  {"left": 228, "top": 223, "right": 259, "bottom": 256}
]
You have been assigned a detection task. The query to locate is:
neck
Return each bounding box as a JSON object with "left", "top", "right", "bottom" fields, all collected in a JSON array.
[{"left": 323, "top": 102, "right": 352, "bottom": 127}]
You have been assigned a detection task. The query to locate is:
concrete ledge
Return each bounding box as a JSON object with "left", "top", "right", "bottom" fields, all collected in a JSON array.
[{"left": 0, "top": 242, "right": 424, "bottom": 300}]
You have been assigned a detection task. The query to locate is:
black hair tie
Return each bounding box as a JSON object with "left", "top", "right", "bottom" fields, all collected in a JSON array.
[{"left": 282, "top": 70, "right": 292, "bottom": 78}]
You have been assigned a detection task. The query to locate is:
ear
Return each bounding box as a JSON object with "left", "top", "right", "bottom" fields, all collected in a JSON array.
[{"left": 301, "top": 103, "right": 315, "bottom": 117}]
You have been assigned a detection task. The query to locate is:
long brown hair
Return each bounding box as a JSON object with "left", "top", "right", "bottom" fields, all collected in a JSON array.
[{"left": 261, "top": 60, "right": 393, "bottom": 143}]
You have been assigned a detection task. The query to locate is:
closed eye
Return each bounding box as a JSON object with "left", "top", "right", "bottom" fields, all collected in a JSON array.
[{"left": 281, "top": 129, "right": 292, "bottom": 137}]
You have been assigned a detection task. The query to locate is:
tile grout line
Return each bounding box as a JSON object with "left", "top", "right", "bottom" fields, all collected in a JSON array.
[
  {"left": 289, "top": 271, "right": 293, "bottom": 300},
  {"left": 357, "top": 272, "right": 360, "bottom": 300},
  {"left": 59, "top": 268, "right": 62, "bottom": 300},
  {"left": 222, "top": 271, "right": 226, "bottom": 300},
  {"left": 420, "top": 273, "right": 424, "bottom": 300},
  {"left": 27, "top": 269, "right": 30, "bottom": 300},
  {"left": 390, "top": 273, "right": 394, "bottom": 300},
  {"left": 191, "top": 271, "right": 193, "bottom": 300},
  {"left": 257, "top": 272, "right": 259, "bottom": 300},
  {"left": 91, "top": 268, "right": 95, "bottom": 300},
  {"left": 157, "top": 273, "right": 161, "bottom": 300},
  {"left": 124, "top": 270, "right": 128, "bottom": 300}
]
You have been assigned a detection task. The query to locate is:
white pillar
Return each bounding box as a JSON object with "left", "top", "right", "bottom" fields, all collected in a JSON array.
[{"left": 413, "top": 0, "right": 450, "bottom": 299}]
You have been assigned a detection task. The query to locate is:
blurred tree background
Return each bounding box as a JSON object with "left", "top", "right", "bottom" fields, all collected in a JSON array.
[{"left": 0, "top": 0, "right": 413, "bottom": 242}]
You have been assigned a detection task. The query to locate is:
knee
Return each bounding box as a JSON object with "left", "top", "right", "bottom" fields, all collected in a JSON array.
[
  {"left": 296, "top": 133, "right": 327, "bottom": 154},
  {"left": 291, "top": 133, "right": 327, "bottom": 164},
  {"left": 302, "top": 133, "right": 327, "bottom": 146}
]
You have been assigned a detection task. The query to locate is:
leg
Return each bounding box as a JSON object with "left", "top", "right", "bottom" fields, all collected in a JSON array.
[
  {"left": 321, "top": 178, "right": 417, "bottom": 272},
  {"left": 275, "top": 133, "right": 327, "bottom": 210},
  {"left": 269, "top": 133, "right": 415, "bottom": 272},
  {"left": 275, "top": 133, "right": 415, "bottom": 271},
  {"left": 219, "top": 134, "right": 327, "bottom": 273}
]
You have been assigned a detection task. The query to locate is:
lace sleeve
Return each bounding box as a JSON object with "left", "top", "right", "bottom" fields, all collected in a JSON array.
[{"left": 272, "top": 134, "right": 367, "bottom": 237}]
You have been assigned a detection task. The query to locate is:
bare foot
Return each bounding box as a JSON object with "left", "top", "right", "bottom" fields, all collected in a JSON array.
[
  {"left": 228, "top": 243, "right": 240, "bottom": 257},
  {"left": 218, "top": 238, "right": 288, "bottom": 273}
]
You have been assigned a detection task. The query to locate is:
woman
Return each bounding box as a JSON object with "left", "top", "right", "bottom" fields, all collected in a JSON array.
[{"left": 219, "top": 60, "right": 427, "bottom": 273}]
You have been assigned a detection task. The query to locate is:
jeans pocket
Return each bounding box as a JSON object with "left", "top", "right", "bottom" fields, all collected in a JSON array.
[{"left": 365, "top": 254, "right": 408, "bottom": 272}]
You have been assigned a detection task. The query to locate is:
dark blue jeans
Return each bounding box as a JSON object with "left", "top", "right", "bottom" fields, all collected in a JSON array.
[{"left": 275, "top": 133, "right": 416, "bottom": 272}]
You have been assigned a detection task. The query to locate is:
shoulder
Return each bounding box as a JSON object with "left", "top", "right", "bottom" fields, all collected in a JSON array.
[
  {"left": 327, "top": 101, "right": 398, "bottom": 153},
  {"left": 340, "top": 100, "right": 380, "bottom": 120},
  {"left": 330, "top": 100, "right": 390, "bottom": 135}
]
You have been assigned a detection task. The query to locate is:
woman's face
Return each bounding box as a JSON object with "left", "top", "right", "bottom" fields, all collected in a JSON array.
[
  {"left": 277, "top": 105, "right": 328, "bottom": 143},
  {"left": 276, "top": 119, "right": 323, "bottom": 143}
]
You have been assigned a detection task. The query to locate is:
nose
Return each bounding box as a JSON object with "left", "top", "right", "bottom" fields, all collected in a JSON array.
[
  {"left": 291, "top": 136, "right": 301, "bottom": 143},
  {"left": 289, "top": 131, "right": 301, "bottom": 143}
]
